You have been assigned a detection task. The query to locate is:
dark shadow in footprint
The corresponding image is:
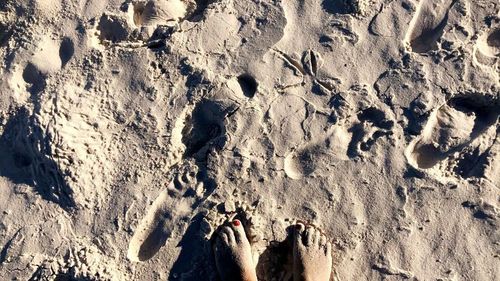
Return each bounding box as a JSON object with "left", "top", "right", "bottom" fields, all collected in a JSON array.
[
  {"left": 0, "top": 229, "right": 20, "bottom": 265},
  {"left": 168, "top": 213, "right": 215, "bottom": 281},
  {"left": 407, "top": 0, "right": 457, "bottom": 53},
  {"left": 347, "top": 123, "right": 365, "bottom": 158},
  {"left": 237, "top": 74, "right": 258, "bottom": 98},
  {"left": 403, "top": 166, "right": 426, "bottom": 179},
  {"left": 0, "top": 23, "right": 13, "bottom": 47},
  {"left": 453, "top": 146, "right": 484, "bottom": 178},
  {"left": 295, "top": 146, "right": 321, "bottom": 176},
  {"left": 411, "top": 143, "right": 446, "bottom": 169},
  {"left": 98, "top": 14, "right": 130, "bottom": 43},
  {"left": 256, "top": 239, "right": 291, "bottom": 281},
  {"left": 128, "top": 164, "right": 218, "bottom": 262},
  {"left": 59, "top": 37, "right": 74, "bottom": 67},
  {"left": 22, "top": 63, "right": 46, "bottom": 95},
  {"left": 322, "top": 0, "right": 356, "bottom": 14},
  {"left": 410, "top": 22, "right": 448, "bottom": 53},
  {"left": 136, "top": 219, "right": 172, "bottom": 261},
  {"left": 0, "top": 108, "right": 75, "bottom": 211},
  {"left": 402, "top": 95, "right": 432, "bottom": 136},
  {"left": 128, "top": 187, "right": 174, "bottom": 262},
  {"left": 357, "top": 107, "right": 394, "bottom": 130},
  {"left": 187, "top": 0, "right": 216, "bottom": 22},
  {"left": 447, "top": 95, "right": 499, "bottom": 137},
  {"left": 411, "top": 93, "right": 500, "bottom": 170},
  {"left": 182, "top": 99, "right": 228, "bottom": 159},
  {"left": 348, "top": 107, "right": 394, "bottom": 157},
  {"left": 256, "top": 225, "right": 301, "bottom": 281},
  {"left": 487, "top": 28, "right": 500, "bottom": 48},
  {"left": 461, "top": 201, "right": 497, "bottom": 226}
]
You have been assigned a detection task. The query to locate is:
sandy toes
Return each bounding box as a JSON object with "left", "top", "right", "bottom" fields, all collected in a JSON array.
[
  {"left": 293, "top": 223, "right": 333, "bottom": 281},
  {"left": 214, "top": 220, "right": 258, "bottom": 281}
]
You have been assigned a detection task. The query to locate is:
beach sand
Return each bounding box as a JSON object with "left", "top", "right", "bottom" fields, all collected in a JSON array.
[{"left": 0, "top": 0, "right": 499, "bottom": 280}]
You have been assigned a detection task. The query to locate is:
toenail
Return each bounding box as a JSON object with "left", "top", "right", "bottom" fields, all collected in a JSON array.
[{"left": 233, "top": 220, "right": 241, "bottom": 226}]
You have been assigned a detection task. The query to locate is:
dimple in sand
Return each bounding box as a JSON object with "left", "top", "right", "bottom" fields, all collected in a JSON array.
[{"left": 213, "top": 219, "right": 333, "bottom": 281}]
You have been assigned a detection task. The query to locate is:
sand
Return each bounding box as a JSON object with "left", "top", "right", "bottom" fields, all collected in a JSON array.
[{"left": 0, "top": 0, "right": 499, "bottom": 280}]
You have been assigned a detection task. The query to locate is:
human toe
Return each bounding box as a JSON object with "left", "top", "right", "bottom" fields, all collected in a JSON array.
[{"left": 221, "top": 226, "right": 236, "bottom": 245}]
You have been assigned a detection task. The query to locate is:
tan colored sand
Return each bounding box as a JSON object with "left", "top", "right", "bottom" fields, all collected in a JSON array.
[{"left": 0, "top": 0, "right": 499, "bottom": 280}]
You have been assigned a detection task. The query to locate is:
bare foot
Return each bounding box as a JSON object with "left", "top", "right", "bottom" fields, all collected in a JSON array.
[
  {"left": 293, "top": 223, "right": 333, "bottom": 281},
  {"left": 214, "top": 219, "right": 258, "bottom": 281}
]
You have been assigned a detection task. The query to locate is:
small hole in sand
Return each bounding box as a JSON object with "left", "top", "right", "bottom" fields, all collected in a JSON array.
[
  {"left": 237, "top": 74, "right": 258, "bottom": 98},
  {"left": 59, "top": 37, "right": 74, "bottom": 67},
  {"left": 22, "top": 63, "right": 44, "bottom": 84},
  {"left": 487, "top": 28, "right": 500, "bottom": 48}
]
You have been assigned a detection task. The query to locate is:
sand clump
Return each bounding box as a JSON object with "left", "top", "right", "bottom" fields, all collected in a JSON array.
[{"left": 0, "top": 0, "right": 499, "bottom": 280}]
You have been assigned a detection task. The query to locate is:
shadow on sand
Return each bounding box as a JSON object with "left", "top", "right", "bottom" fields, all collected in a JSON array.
[{"left": 0, "top": 107, "right": 75, "bottom": 210}]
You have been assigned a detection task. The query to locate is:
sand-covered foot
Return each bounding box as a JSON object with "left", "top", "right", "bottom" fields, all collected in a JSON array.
[
  {"left": 214, "top": 220, "right": 258, "bottom": 281},
  {"left": 293, "top": 223, "right": 333, "bottom": 281}
]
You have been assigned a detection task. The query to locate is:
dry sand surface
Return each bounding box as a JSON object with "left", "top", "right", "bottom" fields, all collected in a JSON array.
[{"left": 0, "top": 0, "right": 499, "bottom": 280}]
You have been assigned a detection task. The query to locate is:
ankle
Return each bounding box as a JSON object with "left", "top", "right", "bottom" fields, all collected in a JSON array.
[{"left": 242, "top": 270, "right": 258, "bottom": 281}]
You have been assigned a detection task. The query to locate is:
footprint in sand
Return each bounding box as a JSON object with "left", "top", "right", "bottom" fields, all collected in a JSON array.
[
  {"left": 407, "top": 93, "right": 500, "bottom": 171},
  {"left": 97, "top": 13, "right": 133, "bottom": 43},
  {"left": 474, "top": 27, "right": 500, "bottom": 68},
  {"left": 284, "top": 127, "right": 351, "bottom": 180},
  {"left": 128, "top": 94, "right": 236, "bottom": 261},
  {"left": 181, "top": 98, "right": 236, "bottom": 158},
  {"left": 284, "top": 145, "right": 323, "bottom": 180},
  {"left": 127, "top": 164, "right": 205, "bottom": 262},
  {"left": 127, "top": 187, "right": 176, "bottom": 262},
  {"left": 97, "top": 0, "right": 195, "bottom": 43},
  {"left": 164, "top": 95, "right": 238, "bottom": 169},
  {"left": 102, "top": 0, "right": 217, "bottom": 42},
  {"left": 404, "top": 0, "right": 457, "bottom": 54},
  {"left": 347, "top": 107, "right": 395, "bottom": 157},
  {"left": 18, "top": 35, "right": 74, "bottom": 94},
  {"left": 132, "top": 0, "right": 188, "bottom": 28},
  {"left": 0, "top": 108, "right": 75, "bottom": 211},
  {"left": 369, "top": 0, "right": 412, "bottom": 38}
]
